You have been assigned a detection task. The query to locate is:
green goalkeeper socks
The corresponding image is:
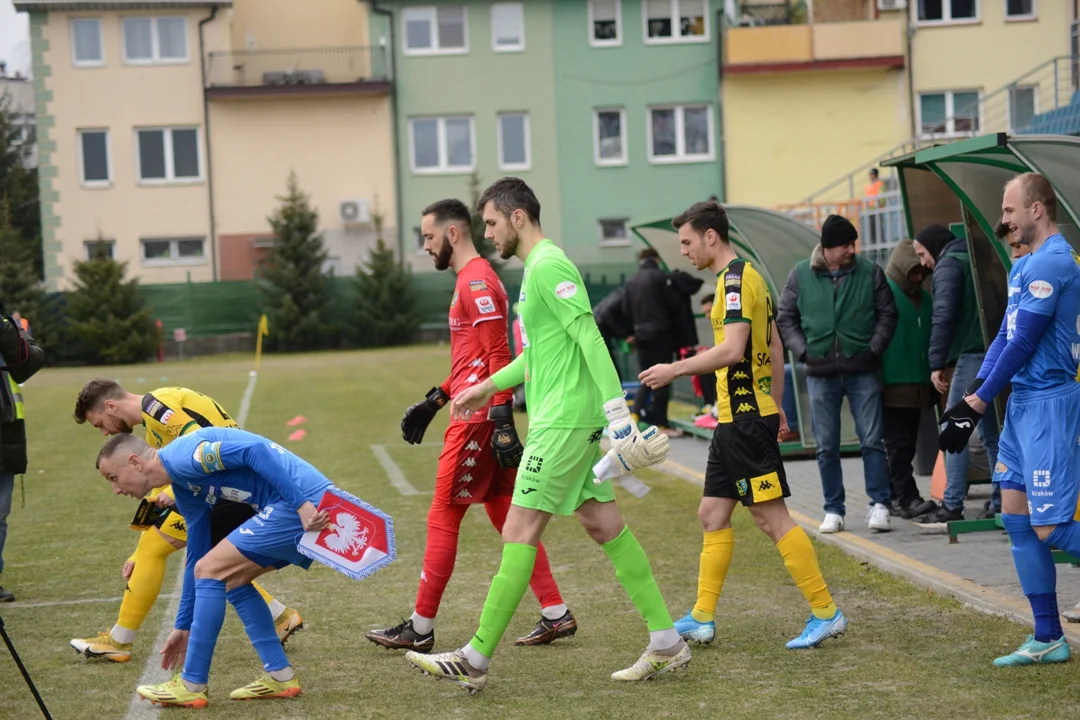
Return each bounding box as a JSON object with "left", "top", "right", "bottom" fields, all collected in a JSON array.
[
  {"left": 603, "top": 525, "right": 674, "bottom": 632},
  {"left": 470, "top": 542, "right": 538, "bottom": 659}
]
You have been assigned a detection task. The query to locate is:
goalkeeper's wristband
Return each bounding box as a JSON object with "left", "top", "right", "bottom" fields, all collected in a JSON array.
[
  {"left": 603, "top": 396, "right": 632, "bottom": 424},
  {"left": 426, "top": 386, "right": 450, "bottom": 411}
]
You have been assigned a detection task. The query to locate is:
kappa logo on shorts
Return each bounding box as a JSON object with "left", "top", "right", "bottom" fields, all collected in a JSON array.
[
  {"left": 736, "top": 479, "right": 748, "bottom": 496},
  {"left": 758, "top": 479, "right": 775, "bottom": 492},
  {"left": 525, "top": 455, "right": 544, "bottom": 474},
  {"left": 170, "top": 519, "right": 185, "bottom": 533}
]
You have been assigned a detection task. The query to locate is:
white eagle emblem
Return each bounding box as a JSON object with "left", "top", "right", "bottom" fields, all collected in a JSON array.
[{"left": 323, "top": 512, "right": 370, "bottom": 557}]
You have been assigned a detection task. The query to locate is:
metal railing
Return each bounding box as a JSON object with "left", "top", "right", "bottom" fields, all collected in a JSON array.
[
  {"left": 733, "top": 1, "right": 795, "bottom": 26},
  {"left": 780, "top": 188, "right": 906, "bottom": 268},
  {"left": 205, "top": 46, "right": 390, "bottom": 89}
]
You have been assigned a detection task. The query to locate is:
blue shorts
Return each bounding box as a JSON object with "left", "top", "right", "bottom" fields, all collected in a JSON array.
[
  {"left": 227, "top": 489, "right": 328, "bottom": 570},
  {"left": 993, "top": 383, "right": 1080, "bottom": 527}
]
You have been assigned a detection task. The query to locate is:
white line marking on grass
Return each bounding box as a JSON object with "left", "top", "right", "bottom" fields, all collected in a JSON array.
[
  {"left": 371, "top": 445, "right": 423, "bottom": 496},
  {"left": 123, "top": 562, "right": 185, "bottom": 720},
  {"left": 6, "top": 594, "right": 179, "bottom": 610},
  {"left": 236, "top": 370, "right": 259, "bottom": 429}
]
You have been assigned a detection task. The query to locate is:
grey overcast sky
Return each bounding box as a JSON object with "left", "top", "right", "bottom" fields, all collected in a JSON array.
[{"left": 1, "top": 0, "right": 31, "bottom": 76}]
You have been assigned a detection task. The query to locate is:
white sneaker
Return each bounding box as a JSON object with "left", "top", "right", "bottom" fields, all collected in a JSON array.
[
  {"left": 819, "top": 513, "right": 845, "bottom": 533},
  {"left": 867, "top": 503, "right": 891, "bottom": 532}
]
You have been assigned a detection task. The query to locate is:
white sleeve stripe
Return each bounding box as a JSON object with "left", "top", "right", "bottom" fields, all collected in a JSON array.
[{"left": 472, "top": 315, "right": 505, "bottom": 327}]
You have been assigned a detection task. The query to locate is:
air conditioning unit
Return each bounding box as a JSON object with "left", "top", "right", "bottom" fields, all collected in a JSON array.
[
  {"left": 339, "top": 199, "right": 371, "bottom": 226},
  {"left": 877, "top": 0, "right": 906, "bottom": 10}
]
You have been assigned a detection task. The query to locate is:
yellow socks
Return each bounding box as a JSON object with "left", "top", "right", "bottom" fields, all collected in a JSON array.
[
  {"left": 777, "top": 526, "right": 836, "bottom": 620},
  {"left": 117, "top": 529, "right": 178, "bottom": 632},
  {"left": 691, "top": 528, "right": 734, "bottom": 623}
]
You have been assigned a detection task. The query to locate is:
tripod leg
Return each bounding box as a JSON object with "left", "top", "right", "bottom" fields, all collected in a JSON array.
[{"left": 0, "top": 619, "right": 53, "bottom": 720}]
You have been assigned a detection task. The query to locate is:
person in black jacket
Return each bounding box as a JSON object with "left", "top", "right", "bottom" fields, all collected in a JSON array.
[
  {"left": 0, "top": 303, "right": 46, "bottom": 602},
  {"left": 622, "top": 248, "right": 683, "bottom": 436},
  {"left": 593, "top": 286, "right": 633, "bottom": 381},
  {"left": 776, "top": 215, "right": 898, "bottom": 535}
]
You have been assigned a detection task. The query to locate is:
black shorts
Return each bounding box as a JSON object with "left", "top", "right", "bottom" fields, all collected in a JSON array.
[
  {"left": 704, "top": 414, "right": 790, "bottom": 505},
  {"left": 209, "top": 501, "right": 258, "bottom": 547}
]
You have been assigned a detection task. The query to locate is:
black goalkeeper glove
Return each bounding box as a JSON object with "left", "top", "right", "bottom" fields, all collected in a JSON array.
[
  {"left": 938, "top": 397, "right": 983, "bottom": 454},
  {"left": 488, "top": 401, "right": 523, "bottom": 469},
  {"left": 401, "top": 387, "right": 450, "bottom": 445}
]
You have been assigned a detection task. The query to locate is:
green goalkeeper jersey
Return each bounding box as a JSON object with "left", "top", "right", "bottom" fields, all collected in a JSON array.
[{"left": 518, "top": 240, "right": 608, "bottom": 430}]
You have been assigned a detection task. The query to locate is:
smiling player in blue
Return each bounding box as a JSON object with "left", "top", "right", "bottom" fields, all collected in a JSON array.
[
  {"left": 937, "top": 172, "right": 1080, "bottom": 667},
  {"left": 94, "top": 427, "right": 335, "bottom": 707}
]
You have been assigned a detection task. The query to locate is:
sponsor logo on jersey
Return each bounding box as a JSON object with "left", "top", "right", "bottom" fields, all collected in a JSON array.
[
  {"left": 555, "top": 281, "right": 578, "bottom": 300},
  {"left": 1029, "top": 280, "right": 1054, "bottom": 299},
  {"left": 160, "top": 409, "right": 174, "bottom": 424},
  {"left": 476, "top": 296, "right": 497, "bottom": 314},
  {"left": 994, "top": 462, "right": 1008, "bottom": 474},
  {"left": 220, "top": 486, "right": 252, "bottom": 503},
  {"left": 736, "top": 479, "right": 748, "bottom": 496},
  {"left": 1033, "top": 469, "right": 1051, "bottom": 488},
  {"left": 451, "top": 290, "right": 460, "bottom": 308},
  {"left": 726, "top": 292, "right": 741, "bottom": 311},
  {"left": 757, "top": 377, "right": 772, "bottom": 394},
  {"left": 725, "top": 274, "right": 742, "bottom": 288},
  {"left": 469, "top": 279, "right": 488, "bottom": 292}
]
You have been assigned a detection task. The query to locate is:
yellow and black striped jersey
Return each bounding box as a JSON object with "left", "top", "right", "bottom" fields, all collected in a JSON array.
[
  {"left": 711, "top": 259, "right": 779, "bottom": 423},
  {"left": 141, "top": 387, "right": 238, "bottom": 450}
]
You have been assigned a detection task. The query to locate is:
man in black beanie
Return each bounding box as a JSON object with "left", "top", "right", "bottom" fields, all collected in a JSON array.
[
  {"left": 911, "top": 224, "right": 1000, "bottom": 526},
  {"left": 777, "top": 215, "right": 898, "bottom": 534}
]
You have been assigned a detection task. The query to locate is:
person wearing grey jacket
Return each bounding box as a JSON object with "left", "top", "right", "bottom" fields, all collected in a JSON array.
[{"left": 776, "top": 215, "right": 898, "bottom": 535}]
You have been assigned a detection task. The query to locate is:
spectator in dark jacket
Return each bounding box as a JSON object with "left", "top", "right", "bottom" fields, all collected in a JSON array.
[
  {"left": 0, "top": 304, "right": 46, "bottom": 602},
  {"left": 776, "top": 214, "right": 898, "bottom": 534},
  {"left": 593, "top": 286, "right": 633, "bottom": 381},
  {"left": 623, "top": 248, "right": 682, "bottom": 435},
  {"left": 911, "top": 224, "right": 1000, "bottom": 526}
]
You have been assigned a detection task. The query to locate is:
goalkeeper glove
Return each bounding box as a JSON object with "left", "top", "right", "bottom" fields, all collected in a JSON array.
[
  {"left": 609, "top": 425, "right": 670, "bottom": 474},
  {"left": 938, "top": 398, "right": 982, "bottom": 454},
  {"left": 401, "top": 387, "right": 450, "bottom": 445},
  {"left": 487, "top": 401, "right": 523, "bottom": 469},
  {"left": 604, "top": 397, "right": 667, "bottom": 470}
]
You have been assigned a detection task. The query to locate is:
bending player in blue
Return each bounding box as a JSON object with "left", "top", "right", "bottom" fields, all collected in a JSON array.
[
  {"left": 938, "top": 172, "right": 1079, "bottom": 667},
  {"left": 94, "top": 427, "right": 334, "bottom": 706}
]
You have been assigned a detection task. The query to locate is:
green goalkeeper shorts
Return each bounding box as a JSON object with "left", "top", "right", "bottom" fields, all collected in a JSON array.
[{"left": 513, "top": 426, "right": 615, "bottom": 516}]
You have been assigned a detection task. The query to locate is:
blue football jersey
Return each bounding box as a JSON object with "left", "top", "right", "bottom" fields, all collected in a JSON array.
[{"left": 1006, "top": 234, "right": 1080, "bottom": 392}]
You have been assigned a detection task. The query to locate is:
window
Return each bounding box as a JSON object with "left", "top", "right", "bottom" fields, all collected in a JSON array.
[
  {"left": 599, "top": 219, "right": 630, "bottom": 247},
  {"left": 1006, "top": 0, "right": 1035, "bottom": 18},
  {"left": 141, "top": 237, "right": 206, "bottom": 265},
  {"left": 491, "top": 3, "right": 524, "bottom": 52},
  {"left": 497, "top": 113, "right": 530, "bottom": 171},
  {"left": 122, "top": 16, "right": 188, "bottom": 63},
  {"left": 136, "top": 128, "right": 201, "bottom": 182},
  {"left": 917, "top": 0, "right": 978, "bottom": 23},
  {"left": 414, "top": 227, "right": 427, "bottom": 253},
  {"left": 644, "top": 0, "right": 707, "bottom": 43},
  {"left": 322, "top": 257, "right": 342, "bottom": 277},
  {"left": 409, "top": 116, "right": 475, "bottom": 173},
  {"left": 918, "top": 91, "right": 980, "bottom": 137},
  {"left": 84, "top": 239, "right": 115, "bottom": 260},
  {"left": 647, "top": 105, "right": 713, "bottom": 163},
  {"left": 1010, "top": 86, "right": 1037, "bottom": 131},
  {"left": 589, "top": 0, "right": 622, "bottom": 46},
  {"left": 402, "top": 5, "right": 467, "bottom": 55},
  {"left": 71, "top": 18, "right": 103, "bottom": 66},
  {"left": 594, "top": 108, "right": 627, "bottom": 166},
  {"left": 79, "top": 129, "right": 110, "bottom": 185}
]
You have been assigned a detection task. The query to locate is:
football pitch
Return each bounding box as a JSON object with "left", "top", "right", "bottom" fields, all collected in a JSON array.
[{"left": 1, "top": 347, "right": 1077, "bottom": 719}]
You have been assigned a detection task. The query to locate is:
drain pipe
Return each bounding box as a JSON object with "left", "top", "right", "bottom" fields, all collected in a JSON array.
[
  {"left": 198, "top": 6, "right": 220, "bottom": 281},
  {"left": 369, "top": 1, "right": 405, "bottom": 264},
  {"left": 715, "top": 7, "right": 727, "bottom": 201}
]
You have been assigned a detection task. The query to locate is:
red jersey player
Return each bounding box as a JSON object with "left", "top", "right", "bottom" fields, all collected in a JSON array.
[{"left": 366, "top": 199, "right": 577, "bottom": 653}]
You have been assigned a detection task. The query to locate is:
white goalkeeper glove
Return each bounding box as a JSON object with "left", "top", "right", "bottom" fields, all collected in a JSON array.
[
  {"left": 592, "top": 426, "right": 670, "bottom": 498},
  {"left": 603, "top": 397, "right": 670, "bottom": 472}
]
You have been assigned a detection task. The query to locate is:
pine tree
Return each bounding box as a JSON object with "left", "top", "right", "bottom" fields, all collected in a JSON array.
[
  {"left": 258, "top": 171, "right": 332, "bottom": 352},
  {"left": 66, "top": 243, "right": 156, "bottom": 364},
  {"left": 0, "top": 197, "right": 42, "bottom": 321},
  {"left": 0, "top": 91, "right": 42, "bottom": 279},
  {"left": 353, "top": 209, "right": 420, "bottom": 347}
]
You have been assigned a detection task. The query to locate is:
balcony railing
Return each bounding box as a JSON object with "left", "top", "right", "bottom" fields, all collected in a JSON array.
[{"left": 205, "top": 46, "right": 389, "bottom": 91}]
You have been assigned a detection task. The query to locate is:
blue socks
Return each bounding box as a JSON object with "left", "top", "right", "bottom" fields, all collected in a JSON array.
[
  {"left": 182, "top": 579, "right": 227, "bottom": 685},
  {"left": 228, "top": 584, "right": 289, "bottom": 673},
  {"left": 1002, "top": 514, "right": 1062, "bottom": 643}
]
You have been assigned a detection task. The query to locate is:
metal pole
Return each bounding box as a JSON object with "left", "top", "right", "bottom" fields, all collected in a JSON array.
[{"left": 0, "top": 616, "right": 53, "bottom": 719}]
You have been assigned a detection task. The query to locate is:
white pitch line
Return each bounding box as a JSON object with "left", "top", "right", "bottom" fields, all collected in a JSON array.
[
  {"left": 123, "top": 562, "right": 185, "bottom": 720},
  {"left": 370, "top": 445, "right": 423, "bottom": 496},
  {"left": 236, "top": 370, "right": 259, "bottom": 429},
  {"left": 4, "top": 594, "right": 177, "bottom": 609}
]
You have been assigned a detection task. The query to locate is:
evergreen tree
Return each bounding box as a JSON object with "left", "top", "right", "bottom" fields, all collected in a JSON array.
[
  {"left": 66, "top": 243, "right": 156, "bottom": 365},
  {"left": 353, "top": 209, "right": 420, "bottom": 347},
  {"left": 0, "top": 197, "right": 42, "bottom": 321},
  {"left": 0, "top": 91, "right": 43, "bottom": 279}
]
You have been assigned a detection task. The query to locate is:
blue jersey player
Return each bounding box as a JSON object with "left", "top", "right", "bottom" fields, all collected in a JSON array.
[
  {"left": 94, "top": 427, "right": 334, "bottom": 707},
  {"left": 938, "top": 173, "right": 1080, "bottom": 667}
]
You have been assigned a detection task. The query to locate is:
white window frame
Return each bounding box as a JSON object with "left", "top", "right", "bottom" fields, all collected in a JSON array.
[
  {"left": 593, "top": 107, "right": 628, "bottom": 167},
  {"left": 84, "top": 239, "right": 115, "bottom": 260},
  {"left": 646, "top": 104, "right": 715, "bottom": 164},
  {"left": 1005, "top": 0, "right": 1036, "bottom": 20},
  {"left": 1008, "top": 84, "right": 1039, "bottom": 131},
  {"left": 491, "top": 2, "right": 525, "bottom": 52},
  {"left": 70, "top": 18, "right": 104, "bottom": 67},
  {"left": 121, "top": 16, "right": 190, "bottom": 65},
  {"left": 642, "top": 0, "right": 710, "bottom": 45},
  {"left": 914, "top": 0, "right": 980, "bottom": 26},
  {"left": 77, "top": 128, "right": 111, "bottom": 188},
  {"left": 917, "top": 90, "right": 982, "bottom": 138},
  {"left": 598, "top": 218, "right": 631, "bottom": 247},
  {"left": 140, "top": 237, "right": 207, "bottom": 267},
  {"left": 413, "top": 226, "right": 428, "bottom": 254},
  {"left": 135, "top": 127, "right": 204, "bottom": 185},
  {"left": 497, "top": 112, "right": 531, "bottom": 171},
  {"left": 588, "top": 0, "right": 623, "bottom": 48},
  {"left": 408, "top": 116, "right": 476, "bottom": 174},
  {"left": 401, "top": 5, "right": 469, "bottom": 56}
]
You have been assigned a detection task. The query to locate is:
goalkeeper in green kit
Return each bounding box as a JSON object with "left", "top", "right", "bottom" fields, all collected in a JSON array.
[{"left": 405, "top": 177, "right": 689, "bottom": 693}]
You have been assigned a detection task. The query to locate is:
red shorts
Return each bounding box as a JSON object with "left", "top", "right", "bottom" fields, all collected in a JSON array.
[{"left": 436, "top": 421, "right": 515, "bottom": 505}]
